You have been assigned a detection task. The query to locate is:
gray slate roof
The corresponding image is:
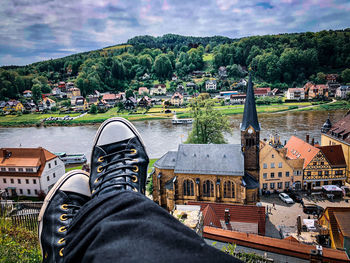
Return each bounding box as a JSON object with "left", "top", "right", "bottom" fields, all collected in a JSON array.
[
  {"left": 173, "top": 144, "right": 244, "bottom": 176},
  {"left": 243, "top": 172, "right": 259, "bottom": 189},
  {"left": 154, "top": 151, "right": 177, "bottom": 169},
  {"left": 241, "top": 73, "right": 260, "bottom": 131}
]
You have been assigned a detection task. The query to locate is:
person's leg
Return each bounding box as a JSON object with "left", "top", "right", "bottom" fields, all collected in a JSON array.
[{"left": 64, "top": 117, "right": 240, "bottom": 262}]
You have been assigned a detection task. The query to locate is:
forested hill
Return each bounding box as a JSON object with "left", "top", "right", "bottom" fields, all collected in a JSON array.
[{"left": 1, "top": 29, "right": 350, "bottom": 100}]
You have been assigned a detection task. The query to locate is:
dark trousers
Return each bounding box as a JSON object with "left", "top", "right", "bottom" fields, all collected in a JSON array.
[{"left": 64, "top": 191, "right": 240, "bottom": 262}]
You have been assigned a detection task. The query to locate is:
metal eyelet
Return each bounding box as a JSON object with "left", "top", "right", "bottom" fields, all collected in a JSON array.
[
  {"left": 133, "top": 188, "right": 138, "bottom": 192},
  {"left": 132, "top": 166, "right": 139, "bottom": 172},
  {"left": 60, "top": 214, "right": 68, "bottom": 221},
  {"left": 133, "top": 159, "right": 139, "bottom": 163},
  {"left": 58, "top": 226, "right": 67, "bottom": 232},
  {"left": 94, "top": 178, "right": 99, "bottom": 184},
  {"left": 92, "top": 190, "right": 95, "bottom": 194},
  {"left": 61, "top": 204, "right": 68, "bottom": 210},
  {"left": 98, "top": 156, "right": 104, "bottom": 162},
  {"left": 58, "top": 238, "right": 65, "bottom": 244},
  {"left": 132, "top": 175, "right": 138, "bottom": 183},
  {"left": 130, "top": 149, "right": 137, "bottom": 154},
  {"left": 59, "top": 248, "right": 64, "bottom": 257},
  {"left": 97, "top": 166, "right": 103, "bottom": 173}
]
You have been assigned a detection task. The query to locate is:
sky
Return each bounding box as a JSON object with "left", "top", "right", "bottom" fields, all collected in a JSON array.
[{"left": 1, "top": 0, "right": 350, "bottom": 66}]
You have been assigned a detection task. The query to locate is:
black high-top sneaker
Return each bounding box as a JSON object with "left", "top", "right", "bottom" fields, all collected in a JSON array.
[
  {"left": 38, "top": 170, "right": 91, "bottom": 262},
  {"left": 90, "top": 117, "right": 149, "bottom": 198}
]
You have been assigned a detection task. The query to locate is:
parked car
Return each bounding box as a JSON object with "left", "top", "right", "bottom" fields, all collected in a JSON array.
[
  {"left": 303, "top": 204, "right": 324, "bottom": 216},
  {"left": 279, "top": 193, "right": 294, "bottom": 204},
  {"left": 288, "top": 191, "right": 302, "bottom": 203}
]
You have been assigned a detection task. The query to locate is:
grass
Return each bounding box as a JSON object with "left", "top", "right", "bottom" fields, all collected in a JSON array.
[
  {"left": 65, "top": 165, "right": 83, "bottom": 173},
  {"left": 203, "top": 53, "right": 213, "bottom": 62},
  {"left": 103, "top": 44, "right": 132, "bottom": 51}
]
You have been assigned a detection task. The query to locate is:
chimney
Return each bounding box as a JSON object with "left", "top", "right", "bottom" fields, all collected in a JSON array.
[
  {"left": 306, "top": 134, "right": 310, "bottom": 144},
  {"left": 311, "top": 138, "right": 315, "bottom": 146},
  {"left": 284, "top": 140, "right": 286, "bottom": 146},
  {"left": 224, "top": 209, "right": 230, "bottom": 225}
]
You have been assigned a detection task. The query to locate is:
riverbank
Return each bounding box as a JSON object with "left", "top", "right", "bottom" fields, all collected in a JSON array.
[{"left": 0, "top": 100, "right": 349, "bottom": 127}]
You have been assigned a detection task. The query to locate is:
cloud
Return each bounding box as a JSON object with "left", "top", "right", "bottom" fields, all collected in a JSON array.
[{"left": 0, "top": 0, "right": 350, "bottom": 66}]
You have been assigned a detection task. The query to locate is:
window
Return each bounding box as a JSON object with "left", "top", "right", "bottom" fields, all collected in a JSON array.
[
  {"left": 271, "top": 173, "right": 275, "bottom": 178},
  {"left": 321, "top": 162, "right": 324, "bottom": 165},
  {"left": 54, "top": 160, "right": 57, "bottom": 166},
  {"left": 278, "top": 182, "right": 282, "bottom": 189},
  {"left": 3, "top": 178, "right": 6, "bottom": 183},
  {"left": 18, "top": 168, "right": 23, "bottom": 172},
  {"left": 285, "top": 182, "right": 290, "bottom": 188},
  {"left": 9, "top": 168, "right": 15, "bottom": 172},
  {"left": 10, "top": 179, "right": 14, "bottom": 184},
  {"left": 318, "top": 171, "right": 322, "bottom": 176},
  {"left": 270, "top": 163, "right": 275, "bottom": 168},
  {"left": 270, "top": 183, "right": 275, "bottom": 189},
  {"left": 34, "top": 189, "right": 38, "bottom": 195},
  {"left": 325, "top": 171, "right": 329, "bottom": 176},
  {"left": 27, "top": 189, "right": 31, "bottom": 195},
  {"left": 19, "top": 189, "right": 23, "bottom": 194},
  {"left": 26, "top": 179, "right": 29, "bottom": 184},
  {"left": 324, "top": 181, "right": 328, "bottom": 185},
  {"left": 278, "top": 162, "right": 282, "bottom": 168},
  {"left": 263, "top": 173, "right": 267, "bottom": 179},
  {"left": 33, "top": 179, "right": 36, "bottom": 184},
  {"left": 53, "top": 173, "right": 56, "bottom": 178},
  {"left": 48, "top": 163, "right": 51, "bottom": 169},
  {"left": 271, "top": 154, "right": 274, "bottom": 158},
  {"left": 263, "top": 163, "right": 267, "bottom": 169},
  {"left": 307, "top": 171, "right": 311, "bottom": 176},
  {"left": 263, "top": 183, "right": 267, "bottom": 189},
  {"left": 224, "top": 181, "right": 235, "bottom": 198},
  {"left": 313, "top": 162, "right": 317, "bottom": 166},
  {"left": 47, "top": 176, "right": 50, "bottom": 181},
  {"left": 316, "top": 181, "right": 321, "bottom": 187},
  {"left": 26, "top": 168, "right": 33, "bottom": 172},
  {"left": 203, "top": 180, "right": 214, "bottom": 197},
  {"left": 286, "top": 171, "right": 290, "bottom": 177},
  {"left": 0, "top": 168, "right": 6, "bottom": 172},
  {"left": 183, "top": 179, "right": 194, "bottom": 196},
  {"left": 278, "top": 172, "right": 282, "bottom": 178},
  {"left": 17, "top": 179, "right": 21, "bottom": 184}
]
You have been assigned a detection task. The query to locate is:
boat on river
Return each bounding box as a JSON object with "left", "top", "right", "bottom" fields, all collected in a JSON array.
[
  {"left": 54, "top": 152, "right": 87, "bottom": 165},
  {"left": 172, "top": 112, "right": 193, "bottom": 125}
]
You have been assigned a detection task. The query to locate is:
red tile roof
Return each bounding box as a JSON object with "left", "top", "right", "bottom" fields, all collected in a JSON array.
[
  {"left": 102, "top": 94, "right": 117, "bottom": 100},
  {"left": 188, "top": 201, "right": 265, "bottom": 235},
  {"left": 317, "top": 145, "right": 346, "bottom": 167},
  {"left": 285, "top": 136, "right": 320, "bottom": 168},
  {"left": 204, "top": 227, "right": 349, "bottom": 262}
]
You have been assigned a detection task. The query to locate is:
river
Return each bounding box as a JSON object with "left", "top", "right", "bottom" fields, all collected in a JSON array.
[{"left": 0, "top": 110, "right": 347, "bottom": 160}]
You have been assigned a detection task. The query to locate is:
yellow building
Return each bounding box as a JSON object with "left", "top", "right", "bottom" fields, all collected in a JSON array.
[
  {"left": 321, "top": 113, "right": 350, "bottom": 183},
  {"left": 285, "top": 136, "right": 347, "bottom": 191},
  {"left": 260, "top": 140, "right": 304, "bottom": 193},
  {"left": 67, "top": 87, "right": 81, "bottom": 98},
  {"left": 3, "top": 100, "right": 24, "bottom": 112}
]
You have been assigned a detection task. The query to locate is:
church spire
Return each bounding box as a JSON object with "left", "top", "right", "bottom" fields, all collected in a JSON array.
[{"left": 241, "top": 73, "right": 260, "bottom": 131}]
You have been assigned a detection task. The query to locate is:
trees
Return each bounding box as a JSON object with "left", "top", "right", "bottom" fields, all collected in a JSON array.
[
  {"left": 341, "top": 68, "right": 350, "bottom": 83},
  {"left": 89, "top": 104, "right": 97, "bottom": 114},
  {"left": 153, "top": 54, "right": 173, "bottom": 80},
  {"left": 186, "top": 98, "right": 231, "bottom": 144}
]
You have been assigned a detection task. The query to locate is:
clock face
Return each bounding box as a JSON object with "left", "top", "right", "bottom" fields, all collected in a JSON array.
[{"left": 248, "top": 127, "right": 254, "bottom": 134}]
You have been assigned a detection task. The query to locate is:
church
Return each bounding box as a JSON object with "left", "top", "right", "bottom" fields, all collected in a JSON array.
[{"left": 152, "top": 75, "right": 260, "bottom": 211}]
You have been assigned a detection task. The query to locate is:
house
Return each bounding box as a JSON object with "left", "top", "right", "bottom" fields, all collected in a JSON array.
[
  {"left": 254, "top": 87, "right": 271, "bottom": 97},
  {"left": 124, "top": 97, "right": 137, "bottom": 110},
  {"left": 67, "top": 87, "right": 81, "bottom": 99},
  {"left": 0, "top": 147, "right": 65, "bottom": 196},
  {"left": 172, "top": 74, "right": 177, "bottom": 81},
  {"left": 150, "top": 84, "right": 166, "bottom": 96},
  {"left": 230, "top": 94, "right": 246, "bottom": 104},
  {"left": 308, "top": 84, "right": 329, "bottom": 99},
  {"left": 271, "top": 88, "right": 280, "bottom": 96},
  {"left": 336, "top": 86, "right": 350, "bottom": 99},
  {"left": 321, "top": 112, "right": 350, "bottom": 182},
  {"left": 326, "top": 74, "right": 338, "bottom": 83},
  {"left": 58, "top": 81, "right": 66, "bottom": 91},
  {"left": 138, "top": 87, "right": 149, "bottom": 95},
  {"left": 186, "top": 82, "right": 197, "bottom": 89},
  {"left": 176, "top": 85, "right": 185, "bottom": 95},
  {"left": 318, "top": 207, "right": 350, "bottom": 255},
  {"left": 23, "top": 101, "right": 37, "bottom": 112},
  {"left": 87, "top": 97, "right": 99, "bottom": 106},
  {"left": 152, "top": 75, "right": 260, "bottom": 211},
  {"left": 285, "top": 136, "right": 347, "bottom": 191},
  {"left": 205, "top": 80, "right": 217, "bottom": 91},
  {"left": 170, "top": 92, "right": 183, "bottom": 106},
  {"left": 102, "top": 93, "right": 118, "bottom": 107},
  {"left": 0, "top": 101, "right": 6, "bottom": 111},
  {"left": 218, "top": 66, "right": 227, "bottom": 78},
  {"left": 192, "top": 71, "right": 204, "bottom": 77},
  {"left": 286, "top": 88, "right": 305, "bottom": 100},
  {"left": 327, "top": 82, "right": 340, "bottom": 97},
  {"left": 260, "top": 136, "right": 304, "bottom": 193},
  {"left": 303, "top": 82, "right": 314, "bottom": 99},
  {"left": 42, "top": 97, "right": 56, "bottom": 110},
  {"left": 141, "top": 73, "right": 150, "bottom": 80},
  {"left": 23, "top": 90, "right": 32, "bottom": 98},
  {"left": 188, "top": 201, "right": 266, "bottom": 235},
  {"left": 138, "top": 96, "right": 152, "bottom": 108},
  {"left": 97, "top": 100, "right": 108, "bottom": 111},
  {"left": 74, "top": 96, "right": 88, "bottom": 111},
  {"left": 3, "top": 100, "right": 24, "bottom": 112}
]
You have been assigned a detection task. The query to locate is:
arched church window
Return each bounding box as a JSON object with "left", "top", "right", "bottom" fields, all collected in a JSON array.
[
  {"left": 224, "top": 181, "right": 235, "bottom": 198},
  {"left": 203, "top": 180, "right": 214, "bottom": 197},
  {"left": 183, "top": 179, "right": 194, "bottom": 196}
]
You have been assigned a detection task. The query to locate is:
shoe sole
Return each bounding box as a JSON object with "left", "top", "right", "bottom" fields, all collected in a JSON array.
[
  {"left": 37, "top": 170, "right": 89, "bottom": 254},
  {"left": 91, "top": 117, "right": 147, "bottom": 165}
]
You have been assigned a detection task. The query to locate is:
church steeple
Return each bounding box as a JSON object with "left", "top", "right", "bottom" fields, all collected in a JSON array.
[{"left": 241, "top": 73, "right": 260, "bottom": 132}]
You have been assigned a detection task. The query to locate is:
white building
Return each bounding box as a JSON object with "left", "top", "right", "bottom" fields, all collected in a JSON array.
[
  {"left": 205, "top": 80, "right": 217, "bottom": 91},
  {"left": 286, "top": 88, "right": 305, "bottom": 100},
  {"left": 0, "top": 148, "right": 65, "bottom": 197},
  {"left": 335, "top": 86, "right": 350, "bottom": 99}
]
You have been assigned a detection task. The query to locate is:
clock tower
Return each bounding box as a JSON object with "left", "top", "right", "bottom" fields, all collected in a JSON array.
[{"left": 241, "top": 73, "right": 260, "bottom": 180}]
